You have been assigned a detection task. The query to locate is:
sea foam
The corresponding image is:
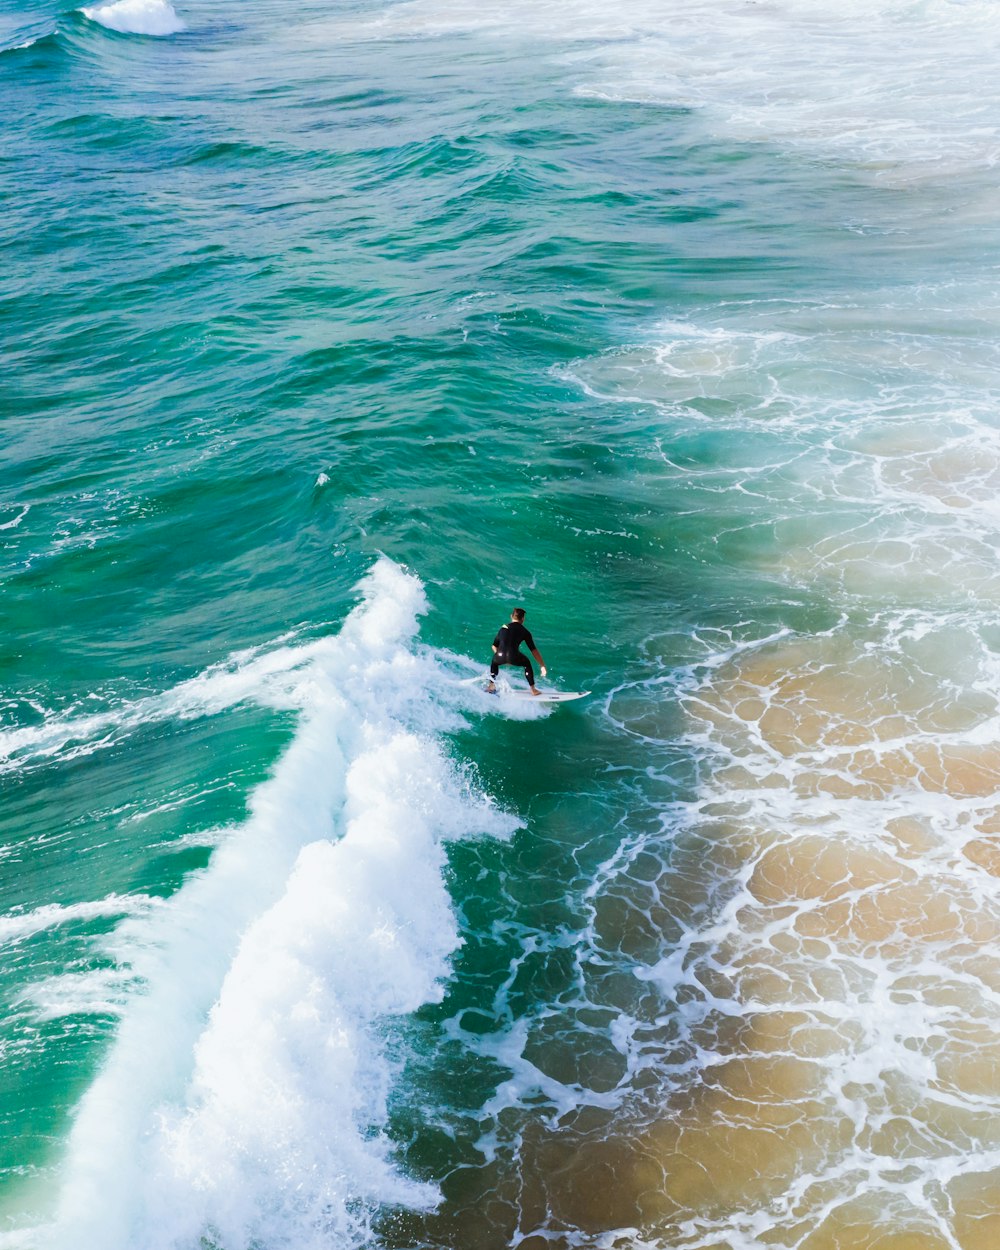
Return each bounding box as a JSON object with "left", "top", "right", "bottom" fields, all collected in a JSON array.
[
  {"left": 0, "top": 895, "right": 158, "bottom": 948},
  {"left": 80, "top": 0, "right": 185, "bottom": 37}
]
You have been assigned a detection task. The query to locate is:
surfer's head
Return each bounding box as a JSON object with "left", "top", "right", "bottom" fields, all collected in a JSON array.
[{"left": 511, "top": 607, "right": 526, "bottom": 621}]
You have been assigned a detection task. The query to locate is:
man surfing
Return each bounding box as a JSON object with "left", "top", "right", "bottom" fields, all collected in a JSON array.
[{"left": 486, "top": 607, "right": 547, "bottom": 696}]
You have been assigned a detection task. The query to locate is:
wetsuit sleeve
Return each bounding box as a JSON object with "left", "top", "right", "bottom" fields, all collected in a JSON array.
[
  {"left": 523, "top": 628, "right": 535, "bottom": 650},
  {"left": 493, "top": 626, "right": 504, "bottom": 649}
]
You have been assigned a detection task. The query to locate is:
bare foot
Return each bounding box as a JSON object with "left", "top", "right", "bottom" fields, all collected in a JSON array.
[
  {"left": 530, "top": 687, "right": 542, "bottom": 696},
  {"left": 485, "top": 682, "right": 497, "bottom": 694}
]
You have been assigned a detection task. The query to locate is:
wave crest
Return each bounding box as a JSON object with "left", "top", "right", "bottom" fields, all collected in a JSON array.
[{"left": 80, "top": 0, "right": 184, "bottom": 37}]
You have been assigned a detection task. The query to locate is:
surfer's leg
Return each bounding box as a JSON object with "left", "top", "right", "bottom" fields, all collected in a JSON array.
[
  {"left": 515, "top": 651, "right": 536, "bottom": 689},
  {"left": 516, "top": 652, "right": 541, "bottom": 695}
]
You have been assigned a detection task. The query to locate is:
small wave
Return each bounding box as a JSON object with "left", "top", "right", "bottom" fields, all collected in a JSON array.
[
  {"left": 179, "top": 138, "right": 281, "bottom": 166},
  {"left": 79, "top": 0, "right": 185, "bottom": 37},
  {"left": 0, "top": 20, "right": 58, "bottom": 54},
  {"left": 0, "top": 34, "right": 48, "bottom": 55}
]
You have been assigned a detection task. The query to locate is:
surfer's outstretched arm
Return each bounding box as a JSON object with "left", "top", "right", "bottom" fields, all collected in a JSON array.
[{"left": 530, "top": 647, "right": 547, "bottom": 678}]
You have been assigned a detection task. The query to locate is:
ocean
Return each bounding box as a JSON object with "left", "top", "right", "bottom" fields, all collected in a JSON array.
[{"left": 3, "top": 0, "right": 1000, "bottom": 1246}]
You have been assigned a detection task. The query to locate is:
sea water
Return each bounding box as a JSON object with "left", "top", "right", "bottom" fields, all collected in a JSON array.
[{"left": 3, "top": 1, "right": 1000, "bottom": 1247}]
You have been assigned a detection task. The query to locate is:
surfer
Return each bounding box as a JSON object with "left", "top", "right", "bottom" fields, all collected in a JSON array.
[{"left": 486, "top": 607, "right": 547, "bottom": 696}]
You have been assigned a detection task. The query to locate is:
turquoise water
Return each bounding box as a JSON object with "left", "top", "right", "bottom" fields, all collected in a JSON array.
[{"left": 5, "top": 1, "right": 1000, "bottom": 1247}]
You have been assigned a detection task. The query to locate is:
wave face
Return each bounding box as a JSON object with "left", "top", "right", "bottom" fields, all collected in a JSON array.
[
  {"left": 4, "top": 0, "right": 1000, "bottom": 1247},
  {"left": 26, "top": 560, "right": 515, "bottom": 1250}
]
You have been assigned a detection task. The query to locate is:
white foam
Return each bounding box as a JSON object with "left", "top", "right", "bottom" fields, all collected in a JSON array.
[
  {"left": 0, "top": 895, "right": 158, "bottom": 947},
  {"left": 17, "top": 969, "right": 139, "bottom": 1021},
  {"left": 0, "top": 1232, "right": 43, "bottom": 1250},
  {"left": 0, "top": 504, "right": 29, "bottom": 531},
  {"left": 80, "top": 0, "right": 185, "bottom": 37},
  {"left": 39, "top": 559, "right": 518, "bottom": 1250}
]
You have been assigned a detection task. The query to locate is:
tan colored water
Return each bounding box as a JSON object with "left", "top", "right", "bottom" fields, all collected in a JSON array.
[
  {"left": 613, "top": 626, "right": 1000, "bottom": 1248},
  {"left": 444, "top": 615, "right": 1000, "bottom": 1249}
]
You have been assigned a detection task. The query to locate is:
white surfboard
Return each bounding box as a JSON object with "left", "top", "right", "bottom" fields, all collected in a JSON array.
[
  {"left": 504, "top": 689, "right": 590, "bottom": 703},
  {"left": 456, "top": 676, "right": 589, "bottom": 703}
]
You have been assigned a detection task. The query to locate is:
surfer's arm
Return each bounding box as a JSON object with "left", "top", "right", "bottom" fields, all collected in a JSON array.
[{"left": 530, "top": 646, "right": 547, "bottom": 677}]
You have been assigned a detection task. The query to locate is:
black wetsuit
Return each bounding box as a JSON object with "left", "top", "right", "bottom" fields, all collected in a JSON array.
[{"left": 491, "top": 621, "right": 536, "bottom": 686}]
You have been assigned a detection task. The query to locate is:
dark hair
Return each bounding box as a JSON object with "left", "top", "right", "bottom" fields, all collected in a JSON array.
[{"left": 511, "top": 607, "right": 526, "bottom": 621}]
